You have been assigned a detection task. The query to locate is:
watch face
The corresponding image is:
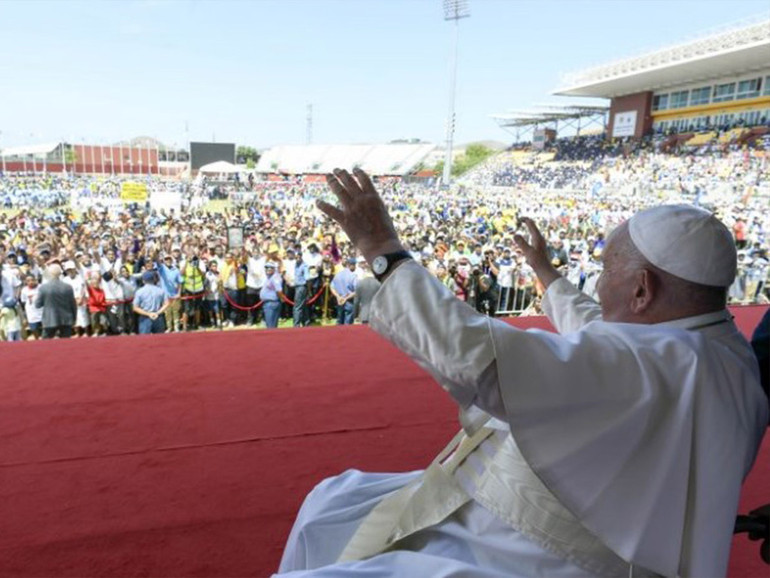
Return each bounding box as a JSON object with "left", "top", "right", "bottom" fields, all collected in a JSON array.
[{"left": 372, "top": 255, "right": 388, "bottom": 276}]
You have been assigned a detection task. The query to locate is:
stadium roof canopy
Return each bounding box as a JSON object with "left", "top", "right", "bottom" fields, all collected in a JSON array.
[
  {"left": 491, "top": 105, "right": 609, "bottom": 129},
  {"left": 255, "top": 143, "right": 437, "bottom": 176},
  {"left": 0, "top": 143, "right": 60, "bottom": 157},
  {"left": 555, "top": 17, "right": 770, "bottom": 98}
]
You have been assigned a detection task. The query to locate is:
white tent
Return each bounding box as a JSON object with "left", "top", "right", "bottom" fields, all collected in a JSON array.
[{"left": 198, "top": 160, "right": 240, "bottom": 174}]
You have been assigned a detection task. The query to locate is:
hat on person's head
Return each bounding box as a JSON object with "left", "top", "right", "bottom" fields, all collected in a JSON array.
[
  {"left": 142, "top": 271, "right": 156, "bottom": 283},
  {"left": 628, "top": 204, "right": 737, "bottom": 288},
  {"left": 347, "top": 257, "right": 356, "bottom": 265},
  {"left": 74, "top": 251, "right": 84, "bottom": 258},
  {"left": 265, "top": 261, "right": 276, "bottom": 269},
  {"left": 63, "top": 260, "right": 77, "bottom": 271},
  {"left": 171, "top": 244, "right": 181, "bottom": 251}
]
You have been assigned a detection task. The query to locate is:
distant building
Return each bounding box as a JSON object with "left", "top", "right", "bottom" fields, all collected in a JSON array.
[{"left": 0, "top": 137, "right": 188, "bottom": 176}]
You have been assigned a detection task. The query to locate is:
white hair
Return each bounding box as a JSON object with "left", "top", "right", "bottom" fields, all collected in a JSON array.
[{"left": 47, "top": 263, "right": 63, "bottom": 278}]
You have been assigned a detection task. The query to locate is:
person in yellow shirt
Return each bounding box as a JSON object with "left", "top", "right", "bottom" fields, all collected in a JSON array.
[
  {"left": 220, "top": 251, "right": 246, "bottom": 326},
  {"left": 181, "top": 249, "right": 206, "bottom": 331}
]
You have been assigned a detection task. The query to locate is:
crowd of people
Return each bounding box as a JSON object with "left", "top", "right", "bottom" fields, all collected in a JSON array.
[{"left": 0, "top": 140, "right": 768, "bottom": 341}]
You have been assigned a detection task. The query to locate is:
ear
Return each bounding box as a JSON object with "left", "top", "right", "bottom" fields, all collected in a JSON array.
[{"left": 630, "top": 269, "right": 655, "bottom": 314}]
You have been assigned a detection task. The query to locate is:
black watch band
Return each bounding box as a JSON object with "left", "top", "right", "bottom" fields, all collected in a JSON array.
[{"left": 372, "top": 251, "right": 412, "bottom": 282}]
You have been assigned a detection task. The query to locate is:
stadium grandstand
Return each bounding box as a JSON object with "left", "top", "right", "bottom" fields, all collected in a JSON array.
[
  {"left": 554, "top": 16, "right": 770, "bottom": 144},
  {"left": 254, "top": 142, "right": 437, "bottom": 177}
]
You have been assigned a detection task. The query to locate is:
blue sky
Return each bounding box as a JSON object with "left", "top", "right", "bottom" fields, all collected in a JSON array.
[{"left": 0, "top": 0, "right": 767, "bottom": 149}]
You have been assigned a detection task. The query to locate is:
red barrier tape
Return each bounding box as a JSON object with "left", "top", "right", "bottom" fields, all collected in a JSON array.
[
  {"left": 222, "top": 290, "right": 263, "bottom": 311},
  {"left": 219, "top": 284, "right": 326, "bottom": 311},
  {"left": 306, "top": 284, "right": 327, "bottom": 305},
  {"left": 282, "top": 284, "right": 326, "bottom": 307}
]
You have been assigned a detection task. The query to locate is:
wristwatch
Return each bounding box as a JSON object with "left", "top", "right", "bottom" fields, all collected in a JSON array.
[{"left": 372, "top": 250, "right": 412, "bottom": 282}]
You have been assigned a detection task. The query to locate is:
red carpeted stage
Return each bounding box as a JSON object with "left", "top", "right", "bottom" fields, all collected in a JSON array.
[{"left": 1, "top": 306, "right": 768, "bottom": 577}]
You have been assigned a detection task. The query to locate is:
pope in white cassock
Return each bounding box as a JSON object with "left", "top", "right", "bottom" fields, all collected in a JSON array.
[{"left": 274, "top": 169, "right": 768, "bottom": 578}]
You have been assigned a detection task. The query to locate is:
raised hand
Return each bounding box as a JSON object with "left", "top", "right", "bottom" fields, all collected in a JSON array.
[
  {"left": 317, "top": 168, "right": 405, "bottom": 263},
  {"left": 513, "top": 217, "right": 561, "bottom": 289}
]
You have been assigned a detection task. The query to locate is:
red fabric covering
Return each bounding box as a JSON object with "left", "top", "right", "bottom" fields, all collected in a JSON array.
[{"left": 0, "top": 306, "right": 767, "bottom": 577}]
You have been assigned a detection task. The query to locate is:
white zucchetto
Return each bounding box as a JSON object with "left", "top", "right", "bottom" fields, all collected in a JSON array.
[{"left": 628, "top": 204, "right": 737, "bottom": 288}]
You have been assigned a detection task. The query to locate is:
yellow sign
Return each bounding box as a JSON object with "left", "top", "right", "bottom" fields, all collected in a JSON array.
[{"left": 120, "top": 182, "right": 148, "bottom": 202}]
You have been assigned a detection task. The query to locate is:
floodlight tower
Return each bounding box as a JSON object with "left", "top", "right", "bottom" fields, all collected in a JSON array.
[{"left": 441, "top": 0, "right": 469, "bottom": 188}]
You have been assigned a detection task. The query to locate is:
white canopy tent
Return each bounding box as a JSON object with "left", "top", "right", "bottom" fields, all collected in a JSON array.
[{"left": 198, "top": 160, "right": 240, "bottom": 174}]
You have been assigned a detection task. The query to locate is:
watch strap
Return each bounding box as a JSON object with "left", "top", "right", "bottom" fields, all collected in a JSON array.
[{"left": 374, "top": 250, "right": 412, "bottom": 282}]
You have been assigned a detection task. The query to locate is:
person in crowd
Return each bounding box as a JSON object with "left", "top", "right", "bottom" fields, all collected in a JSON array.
[
  {"left": 221, "top": 251, "right": 245, "bottom": 327},
  {"left": 1, "top": 252, "right": 21, "bottom": 305},
  {"left": 62, "top": 260, "right": 90, "bottom": 337},
  {"left": 290, "top": 249, "right": 310, "bottom": 327},
  {"left": 118, "top": 265, "right": 137, "bottom": 334},
  {"left": 101, "top": 271, "right": 124, "bottom": 335},
  {"left": 204, "top": 259, "right": 223, "bottom": 329},
  {"left": 132, "top": 271, "right": 169, "bottom": 335},
  {"left": 157, "top": 253, "right": 182, "bottom": 332},
  {"left": 35, "top": 263, "right": 77, "bottom": 339},
  {"left": 1, "top": 296, "right": 21, "bottom": 341},
  {"left": 281, "top": 247, "right": 297, "bottom": 320},
  {"left": 330, "top": 257, "right": 357, "bottom": 325},
  {"left": 85, "top": 271, "right": 108, "bottom": 336},
  {"left": 20, "top": 274, "right": 43, "bottom": 339},
  {"left": 304, "top": 243, "right": 322, "bottom": 324},
  {"left": 260, "top": 262, "right": 285, "bottom": 329},
  {"left": 180, "top": 248, "right": 206, "bottom": 332},
  {"left": 245, "top": 242, "right": 266, "bottom": 326},
  {"left": 275, "top": 168, "right": 768, "bottom": 578}
]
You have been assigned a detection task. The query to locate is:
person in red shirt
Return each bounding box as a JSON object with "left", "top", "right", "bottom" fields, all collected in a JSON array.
[
  {"left": 85, "top": 272, "right": 107, "bottom": 336},
  {"left": 733, "top": 217, "right": 747, "bottom": 250}
]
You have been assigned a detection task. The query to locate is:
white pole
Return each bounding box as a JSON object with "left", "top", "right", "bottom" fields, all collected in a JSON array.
[{"left": 441, "top": 1, "right": 468, "bottom": 188}]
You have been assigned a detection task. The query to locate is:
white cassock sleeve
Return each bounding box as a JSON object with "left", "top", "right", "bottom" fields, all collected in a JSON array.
[{"left": 369, "top": 261, "right": 767, "bottom": 578}]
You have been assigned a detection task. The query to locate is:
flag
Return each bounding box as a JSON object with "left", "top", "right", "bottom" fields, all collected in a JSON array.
[{"left": 330, "top": 235, "right": 341, "bottom": 263}]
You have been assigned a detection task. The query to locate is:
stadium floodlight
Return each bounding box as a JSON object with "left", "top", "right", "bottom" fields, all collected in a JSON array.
[{"left": 441, "top": 0, "right": 470, "bottom": 188}]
